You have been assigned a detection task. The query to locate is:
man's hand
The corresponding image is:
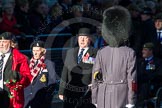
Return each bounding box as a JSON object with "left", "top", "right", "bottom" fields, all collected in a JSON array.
[{"left": 59, "top": 95, "right": 64, "bottom": 100}]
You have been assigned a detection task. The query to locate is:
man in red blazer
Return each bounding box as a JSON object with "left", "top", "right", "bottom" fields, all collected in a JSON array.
[{"left": 0, "top": 32, "right": 32, "bottom": 108}]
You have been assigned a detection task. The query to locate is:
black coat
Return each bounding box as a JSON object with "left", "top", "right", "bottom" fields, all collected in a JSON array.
[
  {"left": 59, "top": 47, "right": 97, "bottom": 108},
  {"left": 154, "top": 32, "right": 162, "bottom": 58},
  {"left": 15, "top": 9, "right": 34, "bottom": 35},
  {"left": 137, "top": 57, "right": 162, "bottom": 105},
  {"left": 141, "top": 19, "right": 157, "bottom": 46},
  {"left": 24, "top": 59, "right": 56, "bottom": 108}
]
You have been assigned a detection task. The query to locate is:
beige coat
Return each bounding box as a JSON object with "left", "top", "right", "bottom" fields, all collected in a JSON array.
[{"left": 92, "top": 46, "right": 137, "bottom": 108}]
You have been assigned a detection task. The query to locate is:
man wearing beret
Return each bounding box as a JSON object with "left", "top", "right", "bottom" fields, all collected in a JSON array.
[
  {"left": 92, "top": 6, "right": 137, "bottom": 108},
  {"left": 137, "top": 42, "right": 162, "bottom": 107},
  {"left": 24, "top": 40, "right": 56, "bottom": 108},
  {"left": 0, "top": 32, "right": 32, "bottom": 108},
  {"left": 58, "top": 28, "right": 97, "bottom": 108}
]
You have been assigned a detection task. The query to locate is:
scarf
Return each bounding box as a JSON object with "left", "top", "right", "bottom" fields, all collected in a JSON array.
[{"left": 29, "top": 56, "right": 45, "bottom": 81}]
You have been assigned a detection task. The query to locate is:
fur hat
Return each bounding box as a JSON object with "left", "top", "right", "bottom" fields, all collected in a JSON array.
[{"left": 102, "top": 6, "right": 131, "bottom": 47}]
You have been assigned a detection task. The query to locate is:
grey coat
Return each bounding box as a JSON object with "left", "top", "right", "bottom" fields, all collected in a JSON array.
[{"left": 92, "top": 46, "right": 137, "bottom": 108}]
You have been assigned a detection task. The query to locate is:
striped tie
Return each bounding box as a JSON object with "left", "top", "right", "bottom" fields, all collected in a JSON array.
[
  {"left": 78, "top": 48, "right": 84, "bottom": 63},
  {"left": 0, "top": 54, "right": 5, "bottom": 80}
]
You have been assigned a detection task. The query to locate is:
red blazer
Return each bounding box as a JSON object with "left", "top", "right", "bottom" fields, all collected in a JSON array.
[{"left": 7, "top": 49, "right": 32, "bottom": 108}]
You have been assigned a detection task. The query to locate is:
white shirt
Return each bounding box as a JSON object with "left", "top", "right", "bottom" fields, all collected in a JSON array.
[
  {"left": 78, "top": 47, "right": 89, "bottom": 58},
  {"left": 0, "top": 49, "right": 11, "bottom": 89}
]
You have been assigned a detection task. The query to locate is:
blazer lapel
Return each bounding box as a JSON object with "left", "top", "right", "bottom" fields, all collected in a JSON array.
[
  {"left": 83, "top": 47, "right": 94, "bottom": 57},
  {"left": 73, "top": 47, "right": 79, "bottom": 64},
  {"left": 4, "top": 54, "right": 12, "bottom": 72}
]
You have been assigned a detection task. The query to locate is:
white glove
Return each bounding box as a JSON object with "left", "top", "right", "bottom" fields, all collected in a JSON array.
[
  {"left": 125, "top": 104, "right": 135, "bottom": 108},
  {"left": 59, "top": 95, "right": 64, "bottom": 100},
  {"left": 94, "top": 104, "right": 97, "bottom": 107}
]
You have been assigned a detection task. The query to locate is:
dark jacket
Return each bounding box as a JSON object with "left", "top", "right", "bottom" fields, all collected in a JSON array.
[
  {"left": 15, "top": 9, "right": 34, "bottom": 35},
  {"left": 137, "top": 57, "right": 162, "bottom": 104},
  {"left": 24, "top": 59, "right": 56, "bottom": 108},
  {"left": 141, "top": 19, "right": 157, "bottom": 46},
  {"left": 28, "top": 11, "right": 45, "bottom": 35},
  {"left": 59, "top": 47, "right": 97, "bottom": 108}
]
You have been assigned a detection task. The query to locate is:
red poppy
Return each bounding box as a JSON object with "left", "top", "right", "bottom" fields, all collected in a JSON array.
[{"left": 42, "top": 63, "right": 46, "bottom": 69}]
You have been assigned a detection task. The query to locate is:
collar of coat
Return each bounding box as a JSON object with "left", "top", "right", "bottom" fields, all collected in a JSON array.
[{"left": 12, "top": 48, "right": 28, "bottom": 71}]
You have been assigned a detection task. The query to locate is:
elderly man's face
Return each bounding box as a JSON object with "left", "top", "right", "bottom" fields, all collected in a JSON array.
[
  {"left": 0, "top": 40, "right": 11, "bottom": 53},
  {"left": 142, "top": 48, "right": 153, "bottom": 58},
  {"left": 32, "top": 47, "right": 44, "bottom": 60},
  {"left": 78, "top": 36, "right": 91, "bottom": 48}
]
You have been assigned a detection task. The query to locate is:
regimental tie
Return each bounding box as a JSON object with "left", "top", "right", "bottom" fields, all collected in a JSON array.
[
  {"left": 0, "top": 54, "right": 5, "bottom": 80},
  {"left": 78, "top": 48, "right": 84, "bottom": 63},
  {"left": 158, "top": 32, "right": 162, "bottom": 44}
]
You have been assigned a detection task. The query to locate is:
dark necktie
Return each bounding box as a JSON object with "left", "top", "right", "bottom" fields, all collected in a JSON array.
[
  {"left": 78, "top": 49, "right": 84, "bottom": 63},
  {"left": 33, "top": 60, "right": 38, "bottom": 68},
  {"left": 0, "top": 54, "right": 5, "bottom": 80},
  {"left": 158, "top": 32, "right": 161, "bottom": 41}
]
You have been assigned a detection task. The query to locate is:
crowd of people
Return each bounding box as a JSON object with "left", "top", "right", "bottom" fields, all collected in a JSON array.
[
  {"left": 0, "top": 0, "right": 162, "bottom": 108},
  {"left": 0, "top": 0, "right": 161, "bottom": 51}
]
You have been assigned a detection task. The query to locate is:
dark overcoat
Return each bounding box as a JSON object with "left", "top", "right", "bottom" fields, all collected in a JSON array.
[
  {"left": 59, "top": 47, "right": 97, "bottom": 108},
  {"left": 24, "top": 59, "right": 56, "bottom": 108},
  {"left": 137, "top": 57, "right": 162, "bottom": 106}
]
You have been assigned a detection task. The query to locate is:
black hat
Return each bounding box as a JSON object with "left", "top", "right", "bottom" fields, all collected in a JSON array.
[
  {"left": 143, "top": 42, "right": 154, "bottom": 50},
  {"left": 0, "top": 32, "right": 12, "bottom": 40},
  {"left": 78, "top": 28, "right": 91, "bottom": 37},
  {"left": 141, "top": 7, "right": 152, "bottom": 15},
  {"left": 30, "top": 40, "right": 45, "bottom": 49}
]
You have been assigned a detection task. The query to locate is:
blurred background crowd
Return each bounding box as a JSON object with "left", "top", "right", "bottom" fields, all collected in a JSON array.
[
  {"left": 0, "top": 0, "right": 162, "bottom": 55},
  {"left": 0, "top": 0, "right": 162, "bottom": 53}
]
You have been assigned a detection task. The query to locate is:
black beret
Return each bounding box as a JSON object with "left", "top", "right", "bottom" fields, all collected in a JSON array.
[
  {"left": 141, "top": 7, "right": 152, "bottom": 15},
  {"left": 0, "top": 32, "right": 12, "bottom": 40},
  {"left": 31, "top": 40, "right": 45, "bottom": 49}
]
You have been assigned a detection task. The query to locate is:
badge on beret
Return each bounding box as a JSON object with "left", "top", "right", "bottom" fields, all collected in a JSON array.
[
  {"left": 36, "top": 43, "right": 39, "bottom": 47},
  {"left": 40, "top": 74, "right": 46, "bottom": 83},
  {"left": 31, "top": 41, "right": 45, "bottom": 49}
]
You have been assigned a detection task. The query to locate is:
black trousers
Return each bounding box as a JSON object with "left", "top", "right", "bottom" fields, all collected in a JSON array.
[
  {"left": 63, "top": 90, "right": 95, "bottom": 108},
  {"left": 0, "top": 90, "right": 10, "bottom": 108}
]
